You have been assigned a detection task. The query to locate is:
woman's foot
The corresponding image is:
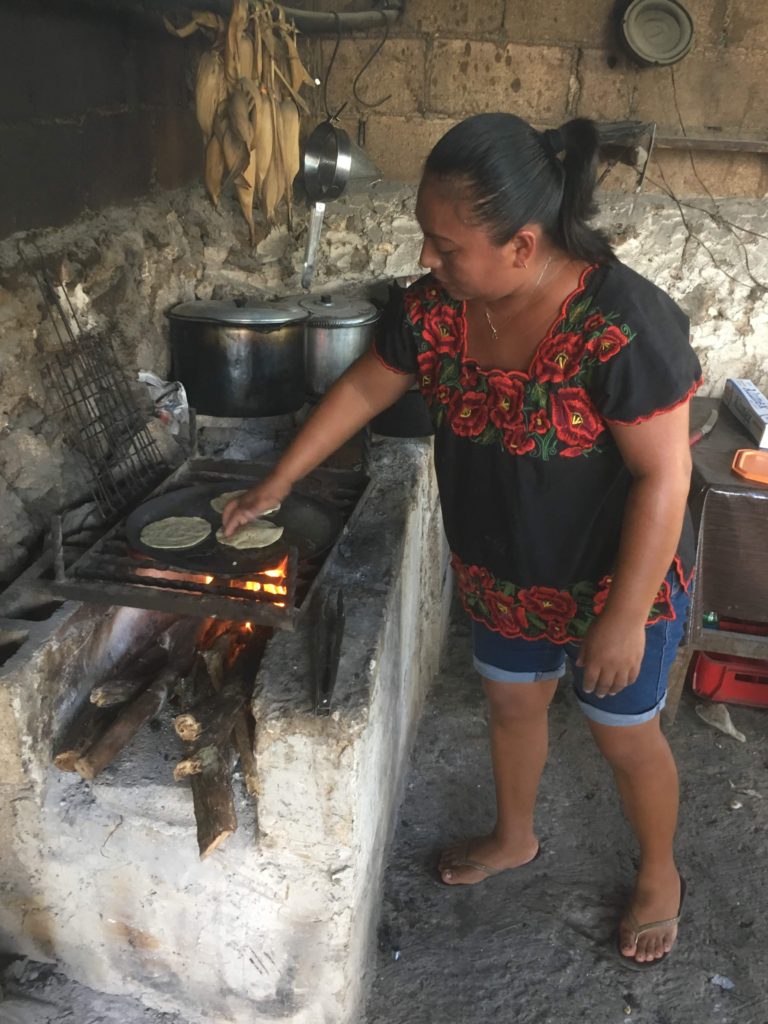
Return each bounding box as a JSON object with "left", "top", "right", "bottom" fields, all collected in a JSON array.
[
  {"left": 438, "top": 833, "right": 540, "bottom": 885},
  {"left": 618, "top": 866, "right": 683, "bottom": 964}
]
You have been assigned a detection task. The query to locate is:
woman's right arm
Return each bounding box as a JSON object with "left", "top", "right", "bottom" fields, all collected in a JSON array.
[{"left": 221, "top": 351, "right": 415, "bottom": 536}]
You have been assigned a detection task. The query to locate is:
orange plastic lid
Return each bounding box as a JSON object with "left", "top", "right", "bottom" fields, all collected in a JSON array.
[{"left": 732, "top": 448, "right": 768, "bottom": 485}]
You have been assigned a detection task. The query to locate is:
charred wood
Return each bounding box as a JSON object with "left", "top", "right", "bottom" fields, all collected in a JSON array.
[
  {"left": 53, "top": 702, "right": 117, "bottom": 772},
  {"left": 74, "top": 669, "right": 175, "bottom": 780}
]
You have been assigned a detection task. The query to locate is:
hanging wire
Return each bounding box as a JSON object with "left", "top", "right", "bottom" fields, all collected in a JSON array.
[
  {"left": 322, "top": 12, "right": 347, "bottom": 121},
  {"left": 352, "top": 11, "right": 392, "bottom": 109},
  {"left": 666, "top": 65, "right": 767, "bottom": 293}
]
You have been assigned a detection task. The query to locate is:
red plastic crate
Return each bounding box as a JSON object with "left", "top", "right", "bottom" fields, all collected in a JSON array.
[{"left": 692, "top": 651, "right": 768, "bottom": 708}]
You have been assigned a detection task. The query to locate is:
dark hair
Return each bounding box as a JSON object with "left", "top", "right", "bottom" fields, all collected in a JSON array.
[{"left": 423, "top": 113, "right": 614, "bottom": 264}]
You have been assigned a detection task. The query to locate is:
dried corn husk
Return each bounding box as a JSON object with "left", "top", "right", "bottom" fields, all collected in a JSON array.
[
  {"left": 164, "top": 11, "right": 224, "bottom": 39},
  {"left": 253, "top": 89, "right": 274, "bottom": 189},
  {"left": 229, "top": 81, "right": 255, "bottom": 150},
  {"left": 225, "top": 0, "right": 249, "bottom": 86},
  {"left": 204, "top": 134, "right": 226, "bottom": 206},
  {"left": 285, "top": 27, "right": 315, "bottom": 92},
  {"left": 279, "top": 98, "right": 300, "bottom": 224},
  {"left": 235, "top": 150, "right": 258, "bottom": 245},
  {"left": 195, "top": 50, "right": 227, "bottom": 143}
]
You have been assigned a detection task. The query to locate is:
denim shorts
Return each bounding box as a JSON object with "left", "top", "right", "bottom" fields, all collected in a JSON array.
[{"left": 472, "top": 572, "right": 689, "bottom": 727}]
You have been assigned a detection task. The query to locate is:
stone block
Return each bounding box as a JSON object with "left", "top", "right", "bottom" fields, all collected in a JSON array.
[
  {"left": 356, "top": 114, "right": 456, "bottom": 183},
  {"left": 503, "top": 0, "right": 616, "bottom": 48},
  {"left": 428, "top": 39, "right": 572, "bottom": 122},
  {"left": 0, "top": 123, "right": 86, "bottom": 238},
  {"left": 576, "top": 49, "right": 636, "bottom": 122},
  {"left": 320, "top": 38, "right": 427, "bottom": 117},
  {"left": 727, "top": 0, "right": 768, "bottom": 49},
  {"left": 81, "top": 112, "right": 155, "bottom": 209},
  {"left": 647, "top": 149, "right": 768, "bottom": 200},
  {"left": 403, "top": 0, "right": 505, "bottom": 36},
  {"left": 632, "top": 48, "right": 768, "bottom": 134}
]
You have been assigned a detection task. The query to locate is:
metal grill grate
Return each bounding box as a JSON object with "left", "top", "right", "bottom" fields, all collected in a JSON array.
[{"left": 21, "top": 244, "right": 167, "bottom": 517}]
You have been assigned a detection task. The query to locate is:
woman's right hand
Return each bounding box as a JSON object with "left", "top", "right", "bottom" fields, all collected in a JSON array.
[{"left": 221, "top": 476, "right": 292, "bottom": 538}]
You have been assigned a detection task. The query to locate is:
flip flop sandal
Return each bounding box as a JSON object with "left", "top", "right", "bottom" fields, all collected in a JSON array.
[
  {"left": 438, "top": 843, "right": 541, "bottom": 885},
  {"left": 615, "top": 876, "right": 687, "bottom": 971}
]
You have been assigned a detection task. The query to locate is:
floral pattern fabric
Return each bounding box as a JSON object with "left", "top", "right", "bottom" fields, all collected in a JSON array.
[
  {"left": 373, "top": 262, "right": 702, "bottom": 645},
  {"left": 453, "top": 555, "right": 676, "bottom": 644},
  {"left": 406, "top": 271, "right": 636, "bottom": 460}
]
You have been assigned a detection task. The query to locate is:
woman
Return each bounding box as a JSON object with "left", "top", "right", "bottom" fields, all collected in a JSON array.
[{"left": 224, "top": 113, "right": 701, "bottom": 969}]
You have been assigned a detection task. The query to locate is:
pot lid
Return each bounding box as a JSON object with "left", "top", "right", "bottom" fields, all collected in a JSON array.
[
  {"left": 167, "top": 298, "right": 310, "bottom": 327},
  {"left": 621, "top": 0, "right": 694, "bottom": 67},
  {"left": 299, "top": 293, "right": 380, "bottom": 327}
]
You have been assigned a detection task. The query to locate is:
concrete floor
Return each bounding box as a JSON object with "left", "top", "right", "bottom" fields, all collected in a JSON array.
[
  {"left": 3, "top": 605, "right": 767, "bottom": 1023},
  {"left": 364, "top": 608, "right": 768, "bottom": 1024}
]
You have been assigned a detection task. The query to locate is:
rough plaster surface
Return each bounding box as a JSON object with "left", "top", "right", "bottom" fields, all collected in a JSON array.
[
  {"left": 7, "top": 603, "right": 767, "bottom": 1024},
  {"left": 2, "top": 182, "right": 765, "bottom": 583},
  {"left": 0, "top": 439, "right": 450, "bottom": 1024}
]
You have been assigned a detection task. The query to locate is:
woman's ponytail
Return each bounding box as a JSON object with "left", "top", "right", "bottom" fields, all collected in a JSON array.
[{"left": 552, "top": 118, "right": 614, "bottom": 264}]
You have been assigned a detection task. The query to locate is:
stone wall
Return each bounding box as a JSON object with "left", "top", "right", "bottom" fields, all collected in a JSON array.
[
  {"left": 2, "top": 181, "right": 766, "bottom": 586},
  {"left": 311, "top": 0, "right": 768, "bottom": 197}
]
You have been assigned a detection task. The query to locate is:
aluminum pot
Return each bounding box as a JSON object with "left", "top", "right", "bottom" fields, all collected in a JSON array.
[
  {"left": 301, "top": 293, "right": 381, "bottom": 396},
  {"left": 167, "top": 299, "right": 309, "bottom": 417}
]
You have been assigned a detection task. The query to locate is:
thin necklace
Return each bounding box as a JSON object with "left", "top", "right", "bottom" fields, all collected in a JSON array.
[{"left": 484, "top": 255, "right": 554, "bottom": 343}]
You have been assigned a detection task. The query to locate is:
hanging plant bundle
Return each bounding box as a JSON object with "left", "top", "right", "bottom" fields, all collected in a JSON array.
[{"left": 166, "top": 0, "right": 315, "bottom": 244}]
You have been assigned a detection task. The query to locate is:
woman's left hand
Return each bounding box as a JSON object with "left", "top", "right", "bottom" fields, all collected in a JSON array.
[{"left": 576, "top": 611, "right": 647, "bottom": 697}]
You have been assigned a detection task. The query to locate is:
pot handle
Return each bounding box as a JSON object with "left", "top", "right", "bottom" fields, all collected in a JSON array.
[{"left": 301, "top": 201, "right": 327, "bottom": 290}]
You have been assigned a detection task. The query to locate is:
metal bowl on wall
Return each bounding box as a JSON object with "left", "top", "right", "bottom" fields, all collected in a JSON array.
[{"left": 619, "top": 0, "right": 694, "bottom": 67}]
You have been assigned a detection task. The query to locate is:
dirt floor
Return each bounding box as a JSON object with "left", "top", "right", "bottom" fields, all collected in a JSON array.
[
  {"left": 3, "top": 604, "right": 767, "bottom": 1023},
  {"left": 364, "top": 609, "right": 768, "bottom": 1024}
]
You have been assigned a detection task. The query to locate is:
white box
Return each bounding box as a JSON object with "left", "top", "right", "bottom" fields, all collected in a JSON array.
[{"left": 722, "top": 378, "right": 768, "bottom": 448}]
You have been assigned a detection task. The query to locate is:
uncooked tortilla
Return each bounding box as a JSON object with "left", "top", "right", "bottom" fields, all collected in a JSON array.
[
  {"left": 210, "top": 491, "right": 282, "bottom": 515},
  {"left": 140, "top": 516, "right": 211, "bottom": 550},
  {"left": 216, "top": 520, "right": 284, "bottom": 549}
]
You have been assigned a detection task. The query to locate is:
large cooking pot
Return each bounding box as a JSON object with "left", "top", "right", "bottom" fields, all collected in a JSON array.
[
  {"left": 167, "top": 299, "right": 309, "bottom": 417},
  {"left": 301, "top": 293, "right": 380, "bottom": 395}
]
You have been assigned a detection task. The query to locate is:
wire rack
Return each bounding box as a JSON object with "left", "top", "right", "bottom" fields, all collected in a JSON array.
[{"left": 22, "top": 245, "right": 167, "bottom": 517}]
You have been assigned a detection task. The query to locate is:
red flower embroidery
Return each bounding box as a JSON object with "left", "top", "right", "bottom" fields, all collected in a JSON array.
[
  {"left": 485, "top": 589, "right": 529, "bottom": 638},
  {"left": 486, "top": 371, "right": 525, "bottom": 431},
  {"left": 593, "top": 574, "right": 612, "bottom": 615},
  {"left": 421, "top": 305, "right": 458, "bottom": 354},
  {"left": 531, "top": 331, "right": 584, "bottom": 383},
  {"left": 416, "top": 349, "right": 440, "bottom": 394},
  {"left": 550, "top": 387, "right": 603, "bottom": 452},
  {"left": 503, "top": 421, "right": 536, "bottom": 456},
  {"left": 459, "top": 363, "right": 481, "bottom": 391},
  {"left": 650, "top": 577, "right": 675, "bottom": 621},
  {"left": 436, "top": 384, "right": 454, "bottom": 406},
  {"left": 518, "top": 586, "right": 578, "bottom": 625},
  {"left": 589, "top": 324, "right": 629, "bottom": 363},
  {"left": 450, "top": 389, "right": 490, "bottom": 437},
  {"left": 404, "top": 292, "right": 425, "bottom": 325},
  {"left": 529, "top": 409, "right": 551, "bottom": 435},
  {"left": 451, "top": 557, "right": 493, "bottom": 594},
  {"left": 583, "top": 313, "right": 606, "bottom": 334}
]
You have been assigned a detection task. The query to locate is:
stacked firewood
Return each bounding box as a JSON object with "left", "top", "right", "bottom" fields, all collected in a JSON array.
[
  {"left": 53, "top": 620, "right": 268, "bottom": 859},
  {"left": 165, "top": 0, "right": 316, "bottom": 243}
]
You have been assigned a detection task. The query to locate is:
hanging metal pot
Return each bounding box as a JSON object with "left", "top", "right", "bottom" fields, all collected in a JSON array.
[{"left": 300, "top": 120, "right": 382, "bottom": 289}]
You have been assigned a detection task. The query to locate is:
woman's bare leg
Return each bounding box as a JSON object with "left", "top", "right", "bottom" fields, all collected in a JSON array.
[
  {"left": 440, "top": 676, "right": 558, "bottom": 884},
  {"left": 588, "top": 715, "right": 681, "bottom": 963}
]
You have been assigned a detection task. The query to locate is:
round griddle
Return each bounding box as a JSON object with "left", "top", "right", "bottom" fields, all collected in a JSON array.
[{"left": 125, "top": 481, "right": 342, "bottom": 575}]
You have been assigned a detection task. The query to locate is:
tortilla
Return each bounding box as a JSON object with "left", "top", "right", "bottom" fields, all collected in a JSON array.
[
  {"left": 216, "top": 520, "right": 284, "bottom": 550},
  {"left": 140, "top": 516, "right": 211, "bottom": 550},
  {"left": 210, "top": 491, "right": 282, "bottom": 515},
  {"left": 209, "top": 490, "right": 247, "bottom": 514}
]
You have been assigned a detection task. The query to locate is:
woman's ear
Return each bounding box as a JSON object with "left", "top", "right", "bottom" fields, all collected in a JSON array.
[{"left": 507, "top": 228, "right": 537, "bottom": 269}]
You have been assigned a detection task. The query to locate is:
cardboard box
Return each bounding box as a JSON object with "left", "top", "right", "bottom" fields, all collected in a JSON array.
[{"left": 722, "top": 378, "right": 768, "bottom": 448}]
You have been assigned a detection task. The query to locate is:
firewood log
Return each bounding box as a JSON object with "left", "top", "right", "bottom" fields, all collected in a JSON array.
[
  {"left": 74, "top": 670, "right": 175, "bottom": 781},
  {"left": 53, "top": 702, "right": 117, "bottom": 772},
  {"left": 191, "top": 749, "right": 237, "bottom": 858}
]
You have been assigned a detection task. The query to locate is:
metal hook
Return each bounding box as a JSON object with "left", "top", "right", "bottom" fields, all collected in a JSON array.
[
  {"left": 352, "top": 11, "right": 392, "bottom": 109},
  {"left": 323, "top": 12, "right": 348, "bottom": 122}
]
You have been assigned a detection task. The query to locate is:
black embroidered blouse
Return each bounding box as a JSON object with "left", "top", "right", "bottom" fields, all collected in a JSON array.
[{"left": 373, "top": 260, "right": 703, "bottom": 644}]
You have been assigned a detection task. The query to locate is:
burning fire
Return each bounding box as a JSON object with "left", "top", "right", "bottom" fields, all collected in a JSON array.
[{"left": 136, "top": 556, "right": 289, "bottom": 607}]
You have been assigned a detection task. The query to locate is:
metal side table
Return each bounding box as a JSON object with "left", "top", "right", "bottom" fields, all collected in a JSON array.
[{"left": 663, "top": 396, "right": 768, "bottom": 725}]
